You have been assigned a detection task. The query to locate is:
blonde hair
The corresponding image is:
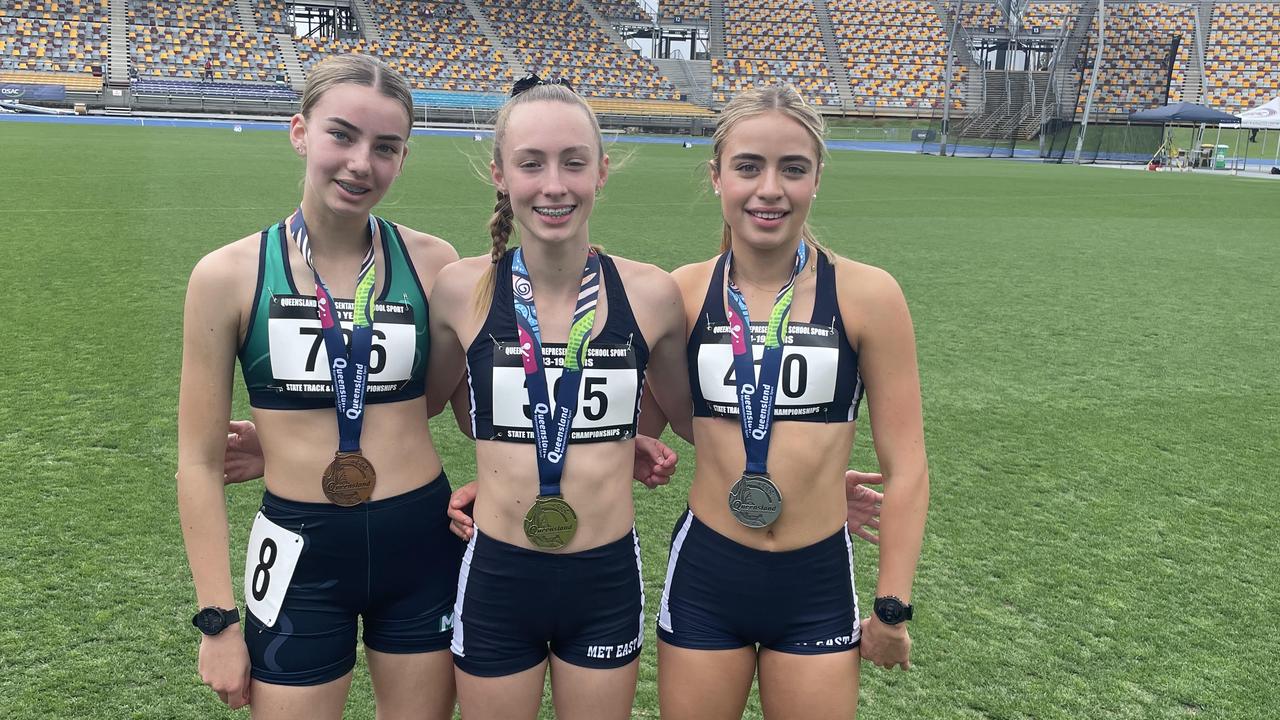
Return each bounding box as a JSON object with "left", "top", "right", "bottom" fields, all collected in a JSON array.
[
  {"left": 299, "top": 54, "right": 414, "bottom": 134},
  {"left": 474, "top": 83, "right": 606, "bottom": 312},
  {"left": 710, "top": 84, "right": 831, "bottom": 257}
]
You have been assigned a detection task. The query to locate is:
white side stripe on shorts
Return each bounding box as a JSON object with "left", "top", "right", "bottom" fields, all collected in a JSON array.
[
  {"left": 450, "top": 530, "right": 479, "bottom": 657},
  {"left": 843, "top": 526, "right": 862, "bottom": 644},
  {"left": 658, "top": 512, "right": 695, "bottom": 633}
]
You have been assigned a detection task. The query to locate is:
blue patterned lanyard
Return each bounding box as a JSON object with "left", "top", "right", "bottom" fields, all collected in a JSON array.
[
  {"left": 724, "top": 242, "right": 809, "bottom": 474},
  {"left": 289, "top": 209, "right": 378, "bottom": 453},
  {"left": 510, "top": 247, "right": 602, "bottom": 497}
]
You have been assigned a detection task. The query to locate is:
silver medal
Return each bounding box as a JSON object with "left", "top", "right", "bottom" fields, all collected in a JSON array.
[{"left": 728, "top": 472, "right": 782, "bottom": 528}]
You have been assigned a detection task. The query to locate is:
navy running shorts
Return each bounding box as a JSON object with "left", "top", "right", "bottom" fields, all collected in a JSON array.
[
  {"left": 451, "top": 528, "right": 645, "bottom": 677},
  {"left": 657, "top": 509, "right": 860, "bottom": 654},
  {"left": 243, "top": 473, "right": 464, "bottom": 686}
]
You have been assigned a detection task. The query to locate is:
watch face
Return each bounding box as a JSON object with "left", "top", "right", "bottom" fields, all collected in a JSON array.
[
  {"left": 195, "top": 608, "right": 225, "bottom": 635},
  {"left": 875, "top": 598, "right": 906, "bottom": 624}
]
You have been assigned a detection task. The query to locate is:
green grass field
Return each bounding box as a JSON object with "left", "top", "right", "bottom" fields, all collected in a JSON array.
[{"left": 2, "top": 120, "right": 1278, "bottom": 719}]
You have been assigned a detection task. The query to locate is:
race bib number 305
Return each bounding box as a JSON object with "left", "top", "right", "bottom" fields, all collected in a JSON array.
[
  {"left": 267, "top": 294, "right": 416, "bottom": 397},
  {"left": 697, "top": 321, "right": 841, "bottom": 417},
  {"left": 491, "top": 341, "right": 639, "bottom": 443},
  {"left": 243, "top": 512, "right": 304, "bottom": 628}
]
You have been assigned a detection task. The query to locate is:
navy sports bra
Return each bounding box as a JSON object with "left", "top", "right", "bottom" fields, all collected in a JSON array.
[
  {"left": 466, "top": 251, "right": 650, "bottom": 443},
  {"left": 688, "top": 250, "right": 864, "bottom": 422}
]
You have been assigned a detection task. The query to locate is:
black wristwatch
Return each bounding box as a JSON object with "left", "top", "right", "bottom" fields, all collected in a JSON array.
[
  {"left": 873, "top": 596, "right": 913, "bottom": 625},
  {"left": 192, "top": 606, "right": 240, "bottom": 636}
]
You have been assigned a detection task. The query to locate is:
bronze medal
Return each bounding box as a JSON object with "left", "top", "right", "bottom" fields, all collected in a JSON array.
[
  {"left": 728, "top": 472, "right": 783, "bottom": 528},
  {"left": 523, "top": 496, "right": 579, "bottom": 550},
  {"left": 322, "top": 451, "right": 376, "bottom": 506}
]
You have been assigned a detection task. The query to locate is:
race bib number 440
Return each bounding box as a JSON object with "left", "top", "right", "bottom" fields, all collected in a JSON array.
[
  {"left": 697, "top": 321, "right": 841, "bottom": 417},
  {"left": 490, "top": 341, "right": 639, "bottom": 443},
  {"left": 267, "top": 294, "right": 416, "bottom": 397}
]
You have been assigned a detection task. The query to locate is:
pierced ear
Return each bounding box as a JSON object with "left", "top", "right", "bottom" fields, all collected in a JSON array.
[{"left": 288, "top": 113, "right": 307, "bottom": 155}]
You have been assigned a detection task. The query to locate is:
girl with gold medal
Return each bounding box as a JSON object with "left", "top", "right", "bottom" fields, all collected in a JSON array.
[{"left": 425, "top": 77, "right": 695, "bottom": 720}]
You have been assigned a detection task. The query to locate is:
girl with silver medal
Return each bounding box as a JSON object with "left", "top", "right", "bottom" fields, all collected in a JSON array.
[
  {"left": 178, "top": 56, "right": 468, "bottom": 719},
  {"left": 641, "top": 85, "right": 931, "bottom": 719}
]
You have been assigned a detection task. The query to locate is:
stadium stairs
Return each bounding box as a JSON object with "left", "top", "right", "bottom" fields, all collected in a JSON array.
[
  {"left": 234, "top": 0, "right": 261, "bottom": 35},
  {"left": 709, "top": 0, "right": 727, "bottom": 63},
  {"left": 653, "top": 57, "right": 713, "bottom": 106},
  {"left": 956, "top": 70, "right": 1050, "bottom": 139},
  {"left": 1047, "top": 0, "right": 1098, "bottom": 119},
  {"left": 813, "top": 0, "right": 855, "bottom": 106},
  {"left": 929, "top": 0, "right": 985, "bottom": 111},
  {"left": 461, "top": 0, "right": 527, "bottom": 79},
  {"left": 1184, "top": 0, "right": 1214, "bottom": 103},
  {"left": 107, "top": 0, "right": 129, "bottom": 85},
  {"left": 276, "top": 33, "right": 305, "bottom": 91},
  {"left": 351, "top": 0, "right": 385, "bottom": 42}
]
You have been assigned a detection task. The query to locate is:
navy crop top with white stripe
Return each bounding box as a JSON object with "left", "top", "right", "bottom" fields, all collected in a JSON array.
[
  {"left": 466, "top": 251, "right": 650, "bottom": 443},
  {"left": 688, "top": 250, "right": 864, "bottom": 422}
]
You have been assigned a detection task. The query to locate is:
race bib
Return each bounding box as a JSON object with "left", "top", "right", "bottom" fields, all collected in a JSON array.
[
  {"left": 243, "top": 512, "right": 304, "bottom": 628},
  {"left": 697, "top": 321, "right": 841, "bottom": 418},
  {"left": 266, "top": 294, "right": 417, "bottom": 397},
  {"left": 490, "top": 341, "right": 640, "bottom": 443}
]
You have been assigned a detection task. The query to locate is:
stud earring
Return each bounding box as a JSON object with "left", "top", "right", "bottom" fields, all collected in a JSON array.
[
  {"left": 812, "top": 193, "right": 817, "bottom": 199},
  {"left": 714, "top": 189, "right": 720, "bottom": 196}
]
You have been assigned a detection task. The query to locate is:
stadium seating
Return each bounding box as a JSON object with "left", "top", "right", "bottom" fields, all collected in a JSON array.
[
  {"left": 291, "top": 1, "right": 515, "bottom": 93},
  {"left": 129, "top": 25, "right": 285, "bottom": 82},
  {"left": 131, "top": 77, "right": 297, "bottom": 101},
  {"left": 0, "top": 15, "right": 107, "bottom": 75},
  {"left": 0, "top": 68, "right": 101, "bottom": 90},
  {"left": 715, "top": 0, "right": 841, "bottom": 107},
  {"left": 830, "top": 0, "right": 964, "bottom": 109},
  {"left": 0, "top": 0, "right": 107, "bottom": 22},
  {"left": 127, "top": 0, "right": 239, "bottom": 30},
  {"left": 1021, "top": 2, "right": 1076, "bottom": 34},
  {"left": 659, "top": 0, "right": 709, "bottom": 24},
  {"left": 478, "top": 0, "right": 682, "bottom": 101},
  {"left": 4, "top": 0, "right": 1279, "bottom": 124},
  {"left": 255, "top": 0, "right": 292, "bottom": 35},
  {"left": 1073, "top": 2, "right": 1197, "bottom": 115},
  {"left": 1204, "top": 2, "right": 1280, "bottom": 112},
  {"left": 125, "top": 0, "right": 292, "bottom": 84},
  {"left": 593, "top": 0, "right": 654, "bottom": 23}
]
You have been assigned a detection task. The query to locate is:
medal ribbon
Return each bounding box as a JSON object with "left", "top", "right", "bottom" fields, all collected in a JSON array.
[
  {"left": 290, "top": 208, "right": 378, "bottom": 454},
  {"left": 724, "top": 242, "right": 809, "bottom": 474},
  {"left": 511, "top": 247, "right": 602, "bottom": 497}
]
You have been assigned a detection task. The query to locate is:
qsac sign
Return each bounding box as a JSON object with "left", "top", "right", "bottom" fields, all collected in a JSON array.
[{"left": 0, "top": 84, "right": 68, "bottom": 101}]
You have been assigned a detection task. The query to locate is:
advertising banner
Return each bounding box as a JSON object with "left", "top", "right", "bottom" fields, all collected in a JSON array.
[{"left": 0, "top": 84, "right": 68, "bottom": 101}]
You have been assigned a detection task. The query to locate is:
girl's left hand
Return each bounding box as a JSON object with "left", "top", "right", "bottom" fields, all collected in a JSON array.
[{"left": 634, "top": 435, "right": 678, "bottom": 489}]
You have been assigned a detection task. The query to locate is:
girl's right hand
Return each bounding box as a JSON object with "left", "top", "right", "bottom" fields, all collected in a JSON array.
[
  {"left": 198, "top": 630, "right": 252, "bottom": 709},
  {"left": 223, "top": 420, "right": 264, "bottom": 485},
  {"left": 448, "top": 482, "right": 478, "bottom": 541}
]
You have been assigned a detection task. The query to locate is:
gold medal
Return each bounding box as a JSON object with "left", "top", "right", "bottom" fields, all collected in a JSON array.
[
  {"left": 523, "top": 496, "right": 578, "bottom": 550},
  {"left": 322, "top": 451, "right": 376, "bottom": 506}
]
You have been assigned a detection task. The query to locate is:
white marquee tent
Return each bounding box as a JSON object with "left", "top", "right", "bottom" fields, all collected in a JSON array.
[
  {"left": 1237, "top": 96, "right": 1280, "bottom": 172},
  {"left": 1239, "top": 96, "right": 1280, "bottom": 129}
]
